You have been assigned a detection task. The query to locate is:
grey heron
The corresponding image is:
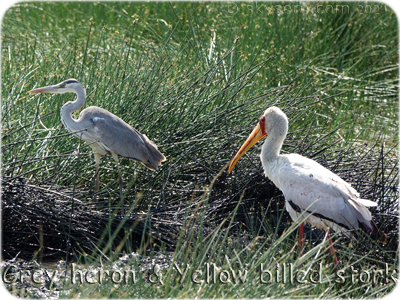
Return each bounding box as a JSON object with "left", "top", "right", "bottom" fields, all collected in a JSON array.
[
  {"left": 228, "top": 106, "right": 386, "bottom": 265},
  {"left": 28, "top": 78, "right": 166, "bottom": 216}
]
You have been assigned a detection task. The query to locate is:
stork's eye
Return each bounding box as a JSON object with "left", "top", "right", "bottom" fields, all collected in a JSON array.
[{"left": 259, "top": 116, "right": 267, "bottom": 136}]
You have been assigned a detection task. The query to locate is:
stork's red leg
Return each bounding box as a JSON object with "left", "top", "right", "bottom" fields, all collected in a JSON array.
[
  {"left": 298, "top": 222, "right": 304, "bottom": 253},
  {"left": 327, "top": 230, "right": 339, "bottom": 267}
]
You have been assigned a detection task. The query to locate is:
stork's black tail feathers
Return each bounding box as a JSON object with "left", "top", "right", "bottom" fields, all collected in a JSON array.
[{"left": 359, "top": 219, "right": 387, "bottom": 244}]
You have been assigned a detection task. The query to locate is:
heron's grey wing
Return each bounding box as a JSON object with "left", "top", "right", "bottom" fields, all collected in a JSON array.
[{"left": 82, "top": 108, "right": 165, "bottom": 170}]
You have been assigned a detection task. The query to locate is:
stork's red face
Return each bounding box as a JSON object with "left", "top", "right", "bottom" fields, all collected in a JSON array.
[{"left": 228, "top": 115, "right": 267, "bottom": 173}]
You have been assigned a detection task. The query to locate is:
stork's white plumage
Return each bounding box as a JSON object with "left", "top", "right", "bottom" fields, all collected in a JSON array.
[{"left": 228, "top": 106, "right": 386, "bottom": 263}]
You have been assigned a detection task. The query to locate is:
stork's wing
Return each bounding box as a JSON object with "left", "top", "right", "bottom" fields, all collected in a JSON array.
[
  {"left": 81, "top": 107, "right": 165, "bottom": 170},
  {"left": 276, "top": 154, "right": 376, "bottom": 230}
]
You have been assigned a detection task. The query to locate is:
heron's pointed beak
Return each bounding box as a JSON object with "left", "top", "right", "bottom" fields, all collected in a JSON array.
[
  {"left": 28, "top": 85, "right": 60, "bottom": 94},
  {"left": 228, "top": 122, "right": 266, "bottom": 173}
]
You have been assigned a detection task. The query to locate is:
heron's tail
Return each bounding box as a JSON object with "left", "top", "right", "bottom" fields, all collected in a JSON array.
[
  {"left": 141, "top": 134, "right": 166, "bottom": 170},
  {"left": 143, "top": 149, "right": 166, "bottom": 170}
]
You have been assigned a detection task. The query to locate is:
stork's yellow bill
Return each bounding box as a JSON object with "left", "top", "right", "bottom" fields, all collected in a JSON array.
[{"left": 228, "top": 116, "right": 267, "bottom": 173}]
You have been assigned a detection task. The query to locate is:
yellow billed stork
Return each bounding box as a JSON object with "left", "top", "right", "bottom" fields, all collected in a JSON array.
[{"left": 228, "top": 106, "right": 386, "bottom": 265}]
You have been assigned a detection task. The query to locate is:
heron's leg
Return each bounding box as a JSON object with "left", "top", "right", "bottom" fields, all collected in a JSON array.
[
  {"left": 298, "top": 222, "right": 304, "bottom": 253},
  {"left": 326, "top": 230, "right": 339, "bottom": 267},
  {"left": 112, "top": 153, "right": 124, "bottom": 217},
  {"left": 94, "top": 153, "right": 101, "bottom": 192}
]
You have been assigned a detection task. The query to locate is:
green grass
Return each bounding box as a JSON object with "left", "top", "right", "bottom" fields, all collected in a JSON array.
[{"left": 1, "top": 1, "right": 398, "bottom": 298}]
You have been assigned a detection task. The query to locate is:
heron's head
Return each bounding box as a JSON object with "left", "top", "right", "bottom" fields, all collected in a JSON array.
[
  {"left": 28, "top": 79, "right": 83, "bottom": 94},
  {"left": 228, "top": 106, "right": 288, "bottom": 173}
]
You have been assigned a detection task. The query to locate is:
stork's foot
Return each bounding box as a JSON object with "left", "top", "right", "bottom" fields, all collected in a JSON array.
[
  {"left": 298, "top": 223, "right": 305, "bottom": 254},
  {"left": 327, "top": 230, "right": 339, "bottom": 268}
]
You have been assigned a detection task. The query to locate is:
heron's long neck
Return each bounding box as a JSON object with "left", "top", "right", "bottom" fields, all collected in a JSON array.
[{"left": 60, "top": 86, "right": 86, "bottom": 133}]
